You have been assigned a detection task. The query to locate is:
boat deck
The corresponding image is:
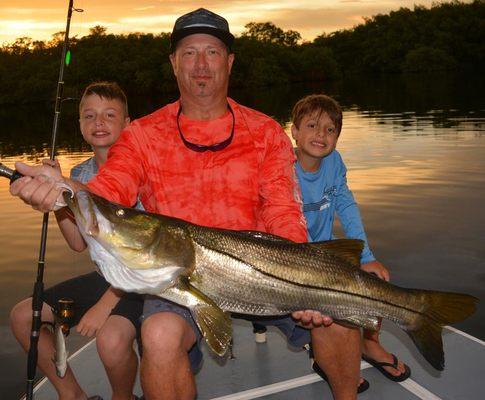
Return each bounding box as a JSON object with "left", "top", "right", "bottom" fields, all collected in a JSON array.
[{"left": 29, "top": 319, "right": 485, "bottom": 399}]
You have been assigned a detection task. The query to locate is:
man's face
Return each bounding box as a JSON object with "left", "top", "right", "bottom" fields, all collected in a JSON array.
[{"left": 170, "top": 34, "right": 234, "bottom": 101}]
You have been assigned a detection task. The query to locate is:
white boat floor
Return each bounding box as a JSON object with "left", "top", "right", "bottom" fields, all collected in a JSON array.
[{"left": 28, "top": 320, "right": 485, "bottom": 400}]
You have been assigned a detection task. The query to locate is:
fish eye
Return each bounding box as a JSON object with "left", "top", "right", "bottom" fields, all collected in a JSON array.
[{"left": 116, "top": 209, "right": 125, "bottom": 217}]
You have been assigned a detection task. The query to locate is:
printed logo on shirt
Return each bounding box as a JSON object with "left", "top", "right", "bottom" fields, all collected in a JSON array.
[{"left": 303, "top": 186, "right": 337, "bottom": 213}]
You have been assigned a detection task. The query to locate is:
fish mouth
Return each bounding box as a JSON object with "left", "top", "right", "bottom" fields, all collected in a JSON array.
[{"left": 72, "top": 191, "right": 100, "bottom": 238}]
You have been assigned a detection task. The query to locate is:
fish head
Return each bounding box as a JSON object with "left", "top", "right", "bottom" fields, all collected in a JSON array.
[{"left": 65, "top": 190, "right": 195, "bottom": 273}]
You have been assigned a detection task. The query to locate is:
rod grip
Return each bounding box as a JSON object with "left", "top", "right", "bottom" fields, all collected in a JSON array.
[{"left": 0, "top": 163, "right": 23, "bottom": 183}]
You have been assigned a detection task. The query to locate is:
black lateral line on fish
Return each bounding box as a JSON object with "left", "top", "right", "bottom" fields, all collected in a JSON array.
[
  {"left": 194, "top": 240, "right": 429, "bottom": 320},
  {"left": 255, "top": 265, "right": 425, "bottom": 317}
]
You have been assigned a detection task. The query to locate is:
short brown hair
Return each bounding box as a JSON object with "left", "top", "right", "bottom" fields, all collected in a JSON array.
[
  {"left": 292, "top": 94, "right": 342, "bottom": 135},
  {"left": 79, "top": 81, "right": 128, "bottom": 116}
]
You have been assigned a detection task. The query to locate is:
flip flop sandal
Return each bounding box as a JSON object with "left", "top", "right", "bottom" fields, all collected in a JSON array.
[
  {"left": 362, "top": 353, "right": 411, "bottom": 382},
  {"left": 312, "top": 361, "right": 370, "bottom": 394}
]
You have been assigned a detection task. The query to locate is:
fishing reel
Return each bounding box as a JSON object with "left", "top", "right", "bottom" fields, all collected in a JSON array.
[{"left": 53, "top": 298, "right": 75, "bottom": 336}]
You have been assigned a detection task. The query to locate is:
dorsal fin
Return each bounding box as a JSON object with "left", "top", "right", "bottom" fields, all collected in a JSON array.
[
  {"left": 210, "top": 229, "right": 364, "bottom": 270},
  {"left": 237, "top": 231, "right": 364, "bottom": 269},
  {"left": 310, "top": 239, "right": 364, "bottom": 269}
]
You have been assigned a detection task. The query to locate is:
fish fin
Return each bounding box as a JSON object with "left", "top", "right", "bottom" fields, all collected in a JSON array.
[
  {"left": 192, "top": 299, "right": 232, "bottom": 357},
  {"left": 336, "top": 315, "right": 380, "bottom": 331},
  {"left": 310, "top": 239, "right": 364, "bottom": 269},
  {"left": 419, "top": 290, "right": 478, "bottom": 325},
  {"left": 407, "top": 291, "right": 478, "bottom": 370},
  {"left": 167, "top": 278, "right": 232, "bottom": 357},
  {"left": 406, "top": 319, "right": 444, "bottom": 370},
  {"left": 237, "top": 231, "right": 364, "bottom": 270}
]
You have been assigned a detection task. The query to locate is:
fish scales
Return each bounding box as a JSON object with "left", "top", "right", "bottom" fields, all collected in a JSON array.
[{"left": 188, "top": 225, "right": 420, "bottom": 325}]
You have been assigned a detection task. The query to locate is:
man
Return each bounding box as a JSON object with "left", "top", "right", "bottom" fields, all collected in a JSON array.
[{"left": 11, "top": 9, "right": 361, "bottom": 400}]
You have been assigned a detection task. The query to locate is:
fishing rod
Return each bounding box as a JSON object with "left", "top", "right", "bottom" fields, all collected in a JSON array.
[{"left": 20, "top": 1, "right": 82, "bottom": 398}]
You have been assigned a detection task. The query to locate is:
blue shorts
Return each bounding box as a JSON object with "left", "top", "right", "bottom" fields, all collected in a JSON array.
[
  {"left": 142, "top": 295, "right": 311, "bottom": 372},
  {"left": 142, "top": 295, "right": 203, "bottom": 372}
]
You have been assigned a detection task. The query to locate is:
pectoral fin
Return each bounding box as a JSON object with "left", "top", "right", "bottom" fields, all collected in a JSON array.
[
  {"left": 192, "top": 296, "right": 232, "bottom": 356},
  {"left": 160, "top": 278, "right": 232, "bottom": 357}
]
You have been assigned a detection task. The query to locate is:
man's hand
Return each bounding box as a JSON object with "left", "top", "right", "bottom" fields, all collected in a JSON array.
[
  {"left": 76, "top": 303, "right": 112, "bottom": 337},
  {"left": 10, "top": 162, "right": 64, "bottom": 213},
  {"left": 361, "top": 260, "right": 390, "bottom": 281},
  {"left": 42, "top": 158, "right": 62, "bottom": 174},
  {"left": 292, "top": 310, "right": 333, "bottom": 329}
]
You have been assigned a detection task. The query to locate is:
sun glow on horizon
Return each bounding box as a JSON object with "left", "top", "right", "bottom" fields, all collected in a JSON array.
[{"left": 0, "top": 0, "right": 440, "bottom": 46}]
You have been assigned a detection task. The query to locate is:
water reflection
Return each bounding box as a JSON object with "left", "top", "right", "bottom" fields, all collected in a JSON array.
[{"left": 1, "top": 73, "right": 484, "bottom": 398}]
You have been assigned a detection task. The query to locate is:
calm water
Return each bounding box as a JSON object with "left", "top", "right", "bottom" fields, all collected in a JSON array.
[{"left": 1, "top": 74, "right": 484, "bottom": 398}]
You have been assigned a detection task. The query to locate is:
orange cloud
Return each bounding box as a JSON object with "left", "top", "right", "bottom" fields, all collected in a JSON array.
[{"left": 0, "top": 0, "right": 437, "bottom": 45}]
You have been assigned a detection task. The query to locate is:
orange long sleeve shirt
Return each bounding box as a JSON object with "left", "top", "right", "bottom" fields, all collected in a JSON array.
[{"left": 88, "top": 98, "right": 307, "bottom": 242}]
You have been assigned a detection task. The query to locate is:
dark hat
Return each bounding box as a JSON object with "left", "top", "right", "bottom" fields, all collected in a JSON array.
[{"left": 170, "top": 8, "right": 234, "bottom": 52}]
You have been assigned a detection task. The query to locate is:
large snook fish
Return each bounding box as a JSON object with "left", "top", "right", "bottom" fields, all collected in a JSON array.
[{"left": 64, "top": 190, "right": 478, "bottom": 370}]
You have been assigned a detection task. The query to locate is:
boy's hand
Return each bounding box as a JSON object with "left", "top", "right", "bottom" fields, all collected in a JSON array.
[
  {"left": 361, "top": 260, "right": 390, "bottom": 281},
  {"left": 76, "top": 303, "right": 112, "bottom": 337},
  {"left": 292, "top": 310, "right": 333, "bottom": 328},
  {"left": 10, "top": 162, "right": 65, "bottom": 213}
]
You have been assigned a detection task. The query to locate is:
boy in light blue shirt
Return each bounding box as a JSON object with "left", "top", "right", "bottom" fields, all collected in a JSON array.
[{"left": 291, "top": 94, "right": 411, "bottom": 385}]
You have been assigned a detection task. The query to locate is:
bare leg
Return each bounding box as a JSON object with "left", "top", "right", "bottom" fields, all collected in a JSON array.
[
  {"left": 9, "top": 298, "right": 87, "bottom": 400},
  {"left": 311, "top": 323, "right": 361, "bottom": 400},
  {"left": 362, "top": 325, "right": 406, "bottom": 376},
  {"left": 96, "top": 315, "right": 138, "bottom": 400},
  {"left": 140, "top": 312, "right": 197, "bottom": 400}
]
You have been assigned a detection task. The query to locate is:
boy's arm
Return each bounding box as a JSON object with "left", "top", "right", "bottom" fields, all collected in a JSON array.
[
  {"left": 76, "top": 287, "right": 123, "bottom": 337},
  {"left": 54, "top": 208, "right": 87, "bottom": 252},
  {"left": 334, "top": 160, "right": 375, "bottom": 264},
  {"left": 334, "top": 157, "right": 391, "bottom": 279}
]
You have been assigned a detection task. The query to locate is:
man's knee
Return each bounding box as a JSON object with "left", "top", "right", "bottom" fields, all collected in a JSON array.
[{"left": 141, "top": 312, "right": 196, "bottom": 358}]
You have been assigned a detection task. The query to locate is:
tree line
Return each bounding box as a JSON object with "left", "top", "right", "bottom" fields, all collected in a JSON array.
[{"left": 0, "top": 0, "right": 483, "bottom": 105}]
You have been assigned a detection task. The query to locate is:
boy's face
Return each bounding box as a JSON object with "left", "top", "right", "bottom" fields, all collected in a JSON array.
[
  {"left": 291, "top": 112, "right": 339, "bottom": 161},
  {"left": 79, "top": 94, "right": 129, "bottom": 149}
]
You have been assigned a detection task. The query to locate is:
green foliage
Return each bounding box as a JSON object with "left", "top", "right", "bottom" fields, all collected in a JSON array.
[
  {"left": 242, "top": 22, "right": 302, "bottom": 46},
  {"left": 404, "top": 46, "right": 457, "bottom": 72},
  {"left": 0, "top": 1, "right": 482, "bottom": 105},
  {"left": 315, "top": 0, "right": 484, "bottom": 74}
]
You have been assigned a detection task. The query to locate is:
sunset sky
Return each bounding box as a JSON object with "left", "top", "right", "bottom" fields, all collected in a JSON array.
[{"left": 1, "top": 0, "right": 442, "bottom": 45}]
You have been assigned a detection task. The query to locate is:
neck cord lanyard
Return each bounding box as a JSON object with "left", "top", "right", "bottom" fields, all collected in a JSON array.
[{"left": 177, "top": 103, "right": 235, "bottom": 152}]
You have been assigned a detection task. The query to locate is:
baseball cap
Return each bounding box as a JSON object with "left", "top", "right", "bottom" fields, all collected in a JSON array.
[{"left": 170, "top": 8, "right": 235, "bottom": 52}]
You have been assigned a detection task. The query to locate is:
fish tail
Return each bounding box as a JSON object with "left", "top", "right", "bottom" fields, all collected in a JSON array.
[{"left": 407, "top": 291, "right": 478, "bottom": 370}]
